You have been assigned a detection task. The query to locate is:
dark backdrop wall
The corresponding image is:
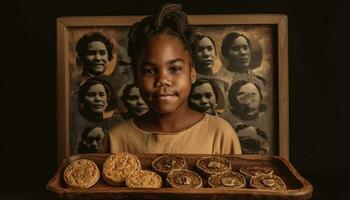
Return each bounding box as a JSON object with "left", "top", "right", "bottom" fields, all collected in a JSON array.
[{"left": 2, "top": 0, "right": 350, "bottom": 199}]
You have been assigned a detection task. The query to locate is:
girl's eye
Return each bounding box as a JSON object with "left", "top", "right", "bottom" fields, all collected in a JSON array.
[
  {"left": 142, "top": 68, "right": 155, "bottom": 75},
  {"left": 170, "top": 66, "right": 183, "bottom": 73}
]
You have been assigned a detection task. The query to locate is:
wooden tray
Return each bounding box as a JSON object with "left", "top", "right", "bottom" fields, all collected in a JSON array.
[{"left": 47, "top": 154, "right": 313, "bottom": 200}]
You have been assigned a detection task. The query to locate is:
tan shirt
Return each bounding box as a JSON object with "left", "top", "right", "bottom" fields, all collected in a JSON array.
[{"left": 99, "top": 114, "right": 241, "bottom": 154}]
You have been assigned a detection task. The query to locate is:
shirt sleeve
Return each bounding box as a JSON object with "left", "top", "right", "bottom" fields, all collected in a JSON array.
[{"left": 213, "top": 117, "right": 242, "bottom": 154}]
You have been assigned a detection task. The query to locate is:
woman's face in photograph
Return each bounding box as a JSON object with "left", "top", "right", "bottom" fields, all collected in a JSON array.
[
  {"left": 196, "top": 37, "right": 216, "bottom": 71},
  {"left": 190, "top": 82, "right": 217, "bottom": 114},
  {"left": 235, "top": 83, "right": 261, "bottom": 115},
  {"left": 125, "top": 86, "right": 149, "bottom": 116},
  {"left": 227, "top": 36, "right": 251, "bottom": 70},
  {"left": 84, "top": 127, "right": 105, "bottom": 150},
  {"left": 83, "top": 41, "right": 109, "bottom": 76},
  {"left": 84, "top": 83, "right": 108, "bottom": 113}
]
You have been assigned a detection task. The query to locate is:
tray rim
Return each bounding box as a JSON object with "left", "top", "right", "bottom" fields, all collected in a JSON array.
[{"left": 47, "top": 154, "right": 313, "bottom": 198}]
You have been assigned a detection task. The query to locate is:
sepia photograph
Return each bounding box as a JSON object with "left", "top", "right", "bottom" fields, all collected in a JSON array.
[{"left": 57, "top": 14, "right": 288, "bottom": 162}]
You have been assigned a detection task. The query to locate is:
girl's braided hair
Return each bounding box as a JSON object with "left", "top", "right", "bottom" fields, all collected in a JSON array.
[{"left": 127, "top": 3, "right": 198, "bottom": 76}]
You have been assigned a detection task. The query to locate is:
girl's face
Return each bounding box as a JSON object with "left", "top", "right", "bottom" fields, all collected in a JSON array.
[
  {"left": 136, "top": 34, "right": 196, "bottom": 114},
  {"left": 236, "top": 83, "right": 261, "bottom": 115},
  {"left": 84, "top": 83, "right": 108, "bottom": 113},
  {"left": 125, "top": 86, "right": 149, "bottom": 116},
  {"left": 83, "top": 41, "right": 109, "bottom": 76},
  {"left": 189, "top": 82, "right": 217, "bottom": 114}
]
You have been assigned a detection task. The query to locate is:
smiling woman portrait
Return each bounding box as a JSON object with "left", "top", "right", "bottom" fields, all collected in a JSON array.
[{"left": 75, "top": 32, "right": 114, "bottom": 78}]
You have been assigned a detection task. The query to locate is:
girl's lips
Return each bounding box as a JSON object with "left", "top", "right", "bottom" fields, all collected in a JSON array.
[
  {"left": 154, "top": 94, "right": 177, "bottom": 101},
  {"left": 154, "top": 91, "right": 177, "bottom": 96}
]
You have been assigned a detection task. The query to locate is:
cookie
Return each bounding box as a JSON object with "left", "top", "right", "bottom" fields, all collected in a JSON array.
[
  {"left": 196, "top": 156, "right": 231, "bottom": 177},
  {"left": 166, "top": 169, "right": 203, "bottom": 188},
  {"left": 63, "top": 159, "right": 100, "bottom": 189},
  {"left": 239, "top": 166, "right": 273, "bottom": 179},
  {"left": 250, "top": 174, "right": 287, "bottom": 190},
  {"left": 125, "top": 170, "right": 162, "bottom": 188},
  {"left": 152, "top": 155, "right": 187, "bottom": 176},
  {"left": 208, "top": 172, "right": 246, "bottom": 189},
  {"left": 102, "top": 152, "right": 141, "bottom": 186}
]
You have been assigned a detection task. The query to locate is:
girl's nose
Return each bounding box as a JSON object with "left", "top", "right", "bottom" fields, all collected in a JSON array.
[{"left": 155, "top": 72, "right": 171, "bottom": 87}]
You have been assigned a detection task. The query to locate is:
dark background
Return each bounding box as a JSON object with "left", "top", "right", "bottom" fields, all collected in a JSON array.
[{"left": 2, "top": 0, "right": 350, "bottom": 199}]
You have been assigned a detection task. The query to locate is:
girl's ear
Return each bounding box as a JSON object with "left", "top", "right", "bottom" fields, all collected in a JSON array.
[{"left": 190, "top": 65, "right": 196, "bottom": 84}]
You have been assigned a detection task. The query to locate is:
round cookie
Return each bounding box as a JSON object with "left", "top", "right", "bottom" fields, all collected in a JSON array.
[
  {"left": 63, "top": 159, "right": 100, "bottom": 189},
  {"left": 166, "top": 169, "right": 203, "bottom": 188},
  {"left": 102, "top": 152, "right": 141, "bottom": 186},
  {"left": 208, "top": 172, "right": 246, "bottom": 189},
  {"left": 239, "top": 166, "right": 273, "bottom": 179},
  {"left": 152, "top": 155, "right": 187, "bottom": 176},
  {"left": 125, "top": 170, "right": 162, "bottom": 188},
  {"left": 196, "top": 156, "right": 232, "bottom": 177},
  {"left": 250, "top": 174, "right": 287, "bottom": 190}
]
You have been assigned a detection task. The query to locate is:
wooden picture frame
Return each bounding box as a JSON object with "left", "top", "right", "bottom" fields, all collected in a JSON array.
[{"left": 57, "top": 15, "right": 288, "bottom": 163}]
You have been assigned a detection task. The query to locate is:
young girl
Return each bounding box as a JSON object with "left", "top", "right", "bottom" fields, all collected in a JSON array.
[{"left": 99, "top": 3, "right": 241, "bottom": 154}]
